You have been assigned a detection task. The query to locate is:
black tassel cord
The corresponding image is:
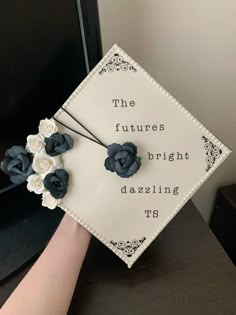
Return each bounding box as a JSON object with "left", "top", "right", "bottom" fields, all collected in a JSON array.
[{"left": 53, "top": 107, "right": 107, "bottom": 149}]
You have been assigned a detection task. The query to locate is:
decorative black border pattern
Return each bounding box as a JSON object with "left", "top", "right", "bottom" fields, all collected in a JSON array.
[
  {"left": 99, "top": 53, "right": 137, "bottom": 75},
  {"left": 202, "top": 136, "right": 222, "bottom": 172},
  {"left": 110, "top": 237, "right": 146, "bottom": 257}
]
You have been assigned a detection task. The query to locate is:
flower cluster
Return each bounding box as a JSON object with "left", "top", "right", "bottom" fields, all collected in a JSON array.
[
  {"left": 26, "top": 118, "right": 73, "bottom": 209},
  {"left": 0, "top": 118, "right": 73, "bottom": 210}
]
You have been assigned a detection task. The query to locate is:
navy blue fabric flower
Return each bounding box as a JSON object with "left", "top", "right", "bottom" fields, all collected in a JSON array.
[
  {"left": 105, "top": 142, "right": 141, "bottom": 178},
  {"left": 0, "top": 145, "right": 33, "bottom": 184},
  {"left": 43, "top": 169, "right": 69, "bottom": 199},
  {"left": 45, "top": 133, "right": 73, "bottom": 157}
]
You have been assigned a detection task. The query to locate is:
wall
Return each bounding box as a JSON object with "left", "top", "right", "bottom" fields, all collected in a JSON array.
[{"left": 98, "top": 0, "right": 236, "bottom": 222}]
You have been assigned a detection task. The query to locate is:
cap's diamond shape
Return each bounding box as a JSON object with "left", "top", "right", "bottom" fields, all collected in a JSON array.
[{"left": 53, "top": 44, "right": 231, "bottom": 267}]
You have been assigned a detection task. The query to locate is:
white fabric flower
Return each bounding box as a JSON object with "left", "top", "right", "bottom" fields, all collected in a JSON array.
[
  {"left": 27, "top": 174, "right": 45, "bottom": 194},
  {"left": 42, "top": 191, "right": 60, "bottom": 210},
  {"left": 26, "top": 134, "right": 45, "bottom": 154},
  {"left": 38, "top": 118, "right": 58, "bottom": 137},
  {"left": 32, "top": 152, "right": 61, "bottom": 175}
]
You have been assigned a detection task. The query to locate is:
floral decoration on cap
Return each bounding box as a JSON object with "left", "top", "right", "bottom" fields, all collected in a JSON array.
[
  {"left": 38, "top": 118, "right": 58, "bottom": 137},
  {"left": 0, "top": 118, "right": 73, "bottom": 210},
  {"left": 26, "top": 118, "right": 73, "bottom": 209},
  {"left": 0, "top": 145, "right": 34, "bottom": 184},
  {"left": 27, "top": 174, "right": 45, "bottom": 194},
  {"left": 105, "top": 142, "right": 141, "bottom": 178},
  {"left": 45, "top": 133, "right": 73, "bottom": 157},
  {"left": 43, "top": 169, "right": 69, "bottom": 199}
]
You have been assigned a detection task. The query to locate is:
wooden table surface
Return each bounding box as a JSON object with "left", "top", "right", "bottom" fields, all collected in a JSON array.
[{"left": 1, "top": 201, "right": 236, "bottom": 314}]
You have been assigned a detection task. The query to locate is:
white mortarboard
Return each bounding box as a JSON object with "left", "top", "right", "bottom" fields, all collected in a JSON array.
[{"left": 2, "top": 44, "right": 231, "bottom": 268}]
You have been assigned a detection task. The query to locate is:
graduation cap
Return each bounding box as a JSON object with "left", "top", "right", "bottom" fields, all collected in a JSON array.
[{"left": 1, "top": 44, "right": 231, "bottom": 268}]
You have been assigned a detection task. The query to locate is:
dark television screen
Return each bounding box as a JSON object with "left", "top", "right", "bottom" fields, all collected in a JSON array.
[{"left": 0, "top": 0, "right": 102, "bottom": 221}]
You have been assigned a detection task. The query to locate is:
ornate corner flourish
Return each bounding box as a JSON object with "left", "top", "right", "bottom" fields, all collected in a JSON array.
[
  {"left": 110, "top": 237, "right": 146, "bottom": 257},
  {"left": 99, "top": 53, "right": 137, "bottom": 75},
  {"left": 202, "top": 136, "right": 222, "bottom": 172}
]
